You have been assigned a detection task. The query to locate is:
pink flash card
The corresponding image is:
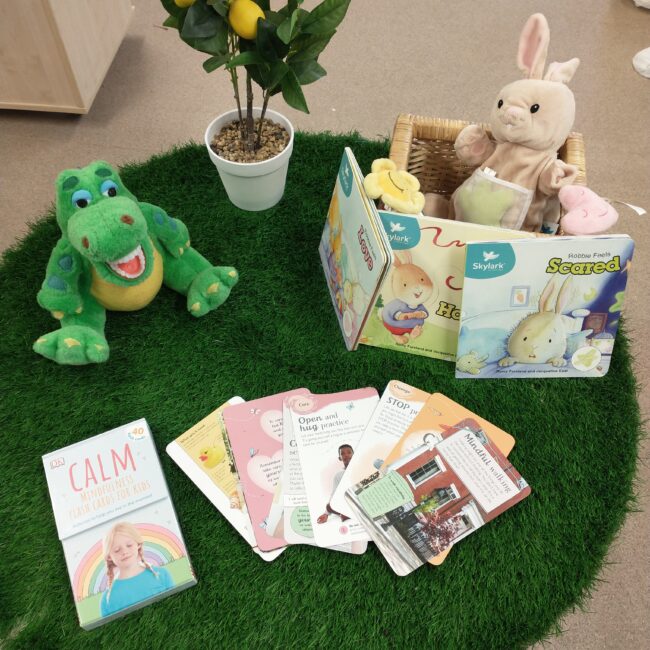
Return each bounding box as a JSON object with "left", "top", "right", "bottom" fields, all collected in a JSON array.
[{"left": 223, "top": 388, "right": 309, "bottom": 552}]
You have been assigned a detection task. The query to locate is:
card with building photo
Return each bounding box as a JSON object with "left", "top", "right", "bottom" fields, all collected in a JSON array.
[{"left": 345, "top": 399, "right": 530, "bottom": 575}]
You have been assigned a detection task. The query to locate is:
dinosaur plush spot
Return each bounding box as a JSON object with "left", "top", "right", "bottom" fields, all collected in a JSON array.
[
  {"left": 207, "top": 283, "right": 220, "bottom": 295},
  {"left": 94, "top": 167, "right": 113, "bottom": 178},
  {"left": 75, "top": 306, "right": 83, "bottom": 314},
  {"left": 154, "top": 212, "right": 165, "bottom": 225},
  {"left": 228, "top": 270, "right": 237, "bottom": 278},
  {"left": 61, "top": 176, "right": 79, "bottom": 191},
  {"left": 52, "top": 311, "right": 64, "bottom": 320},
  {"left": 58, "top": 255, "right": 73, "bottom": 272},
  {"left": 191, "top": 302, "right": 201, "bottom": 312},
  {"left": 63, "top": 338, "right": 81, "bottom": 348},
  {"left": 179, "top": 247, "right": 185, "bottom": 256},
  {"left": 168, "top": 216, "right": 178, "bottom": 231},
  {"left": 47, "top": 275, "right": 66, "bottom": 291}
]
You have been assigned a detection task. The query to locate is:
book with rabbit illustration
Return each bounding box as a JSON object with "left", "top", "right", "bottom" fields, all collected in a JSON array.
[
  {"left": 42, "top": 419, "right": 196, "bottom": 629},
  {"left": 455, "top": 235, "right": 634, "bottom": 378},
  {"left": 320, "top": 148, "right": 535, "bottom": 360}
]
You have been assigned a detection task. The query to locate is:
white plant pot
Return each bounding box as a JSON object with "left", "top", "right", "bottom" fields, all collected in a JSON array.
[{"left": 204, "top": 107, "right": 294, "bottom": 211}]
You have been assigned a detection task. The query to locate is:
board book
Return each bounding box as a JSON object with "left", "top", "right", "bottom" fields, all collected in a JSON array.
[
  {"left": 455, "top": 235, "right": 634, "bottom": 378},
  {"left": 319, "top": 148, "right": 535, "bottom": 361},
  {"left": 42, "top": 419, "right": 196, "bottom": 629}
]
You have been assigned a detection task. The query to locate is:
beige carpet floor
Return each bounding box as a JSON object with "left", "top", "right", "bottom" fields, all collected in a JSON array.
[{"left": 1, "top": 1, "right": 649, "bottom": 647}]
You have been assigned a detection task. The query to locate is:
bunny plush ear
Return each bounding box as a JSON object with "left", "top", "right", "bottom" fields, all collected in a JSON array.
[
  {"left": 517, "top": 13, "right": 550, "bottom": 80},
  {"left": 544, "top": 58, "right": 580, "bottom": 84}
]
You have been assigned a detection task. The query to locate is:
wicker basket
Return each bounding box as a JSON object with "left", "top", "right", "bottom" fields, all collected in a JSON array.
[{"left": 388, "top": 114, "right": 586, "bottom": 209}]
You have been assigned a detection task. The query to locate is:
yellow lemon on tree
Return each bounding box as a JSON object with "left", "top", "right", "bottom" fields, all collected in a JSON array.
[
  {"left": 229, "top": 0, "right": 265, "bottom": 40},
  {"left": 174, "top": 0, "right": 196, "bottom": 7}
]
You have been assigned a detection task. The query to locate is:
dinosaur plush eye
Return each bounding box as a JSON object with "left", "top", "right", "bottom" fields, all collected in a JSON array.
[
  {"left": 101, "top": 180, "right": 118, "bottom": 197},
  {"left": 530, "top": 104, "right": 540, "bottom": 113},
  {"left": 71, "top": 189, "right": 92, "bottom": 209},
  {"left": 497, "top": 99, "right": 503, "bottom": 109}
]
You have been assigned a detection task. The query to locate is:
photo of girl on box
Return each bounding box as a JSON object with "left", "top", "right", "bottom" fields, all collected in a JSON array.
[{"left": 100, "top": 521, "right": 175, "bottom": 617}]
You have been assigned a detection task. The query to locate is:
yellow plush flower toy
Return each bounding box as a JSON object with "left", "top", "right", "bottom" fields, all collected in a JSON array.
[{"left": 363, "top": 159, "right": 425, "bottom": 214}]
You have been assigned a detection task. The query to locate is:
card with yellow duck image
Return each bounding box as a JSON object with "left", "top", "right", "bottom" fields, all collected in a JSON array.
[
  {"left": 455, "top": 235, "right": 635, "bottom": 378},
  {"left": 166, "top": 398, "right": 284, "bottom": 561}
]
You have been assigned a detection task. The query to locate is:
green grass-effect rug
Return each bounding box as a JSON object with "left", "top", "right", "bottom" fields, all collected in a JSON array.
[{"left": 0, "top": 133, "right": 642, "bottom": 649}]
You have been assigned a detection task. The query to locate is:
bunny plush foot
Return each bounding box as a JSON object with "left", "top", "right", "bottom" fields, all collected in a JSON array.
[{"left": 548, "top": 356, "right": 567, "bottom": 367}]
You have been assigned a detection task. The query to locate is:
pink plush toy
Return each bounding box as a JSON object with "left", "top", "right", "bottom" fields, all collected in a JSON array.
[
  {"left": 559, "top": 185, "right": 619, "bottom": 235},
  {"left": 424, "top": 13, "right": 582, "bottom": 233}
]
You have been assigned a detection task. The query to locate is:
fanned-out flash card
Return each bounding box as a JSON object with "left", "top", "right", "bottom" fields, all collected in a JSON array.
[
  {"left": 329, "top": 380, "right": 429, "bottom": 518},
  {"left": 288, "top": 388, "right": 379, "bottom": 548},
  {"left": 345, "top": 393, "right": 523, "bottom": 575},
  {"left": 279, "top": 399, "right": 367, "bottom": 554},
  {"left": 223, "top": 389, "right": 309, "bottom": 552},
  {"left": 166, "top": 398, "right": 283, "bottom": 562}
]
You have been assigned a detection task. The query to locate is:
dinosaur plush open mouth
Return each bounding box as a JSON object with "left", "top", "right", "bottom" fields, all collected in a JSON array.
[{"left": 107, "top": 245, "right": 146, "bottom": 279}]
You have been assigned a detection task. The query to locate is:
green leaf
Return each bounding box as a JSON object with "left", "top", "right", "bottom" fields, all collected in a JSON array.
[
  {"left": 277, "top": 10, "right": 298, "bottom": 44},
  {"left": 256, "top": 19, "right": 279, "bottom": 62},
  {"left": 181, "top": 1, "right": 221, "bottom": 39},
  {"left": 160, "top": 0, "right": 184, "bottom": 18},
  {"left": 264, "top": 61, "right": 289, "bottom": 91},
  {"left": 281, "top": 68, "right": 309, "bottom": 113},
  {"left": 252, "top": 0, "right": 271, "bottom": 10},
  {"left": 288, "top": 31, "right": 335, "bottom": 62},
  {"left": 289, "top": 59, "right": 326, "bottom": 85},
  {"left": 207, "top": 0, "right": 229, "bottom": 18},
  {"left": 182, "top": 18, "right": 229, "bottom": 55},
  {"left": 226, "top": 51, "right": 266, "bottom": 69},
  {"left": 202, "top": 53, "right": 230, "bottom": 73},
  {"left": 162, "top": 14, "right": 179, "bottom": 29},
  {"left": 301, "top": 0, "right": 351, "bottom": 35}
]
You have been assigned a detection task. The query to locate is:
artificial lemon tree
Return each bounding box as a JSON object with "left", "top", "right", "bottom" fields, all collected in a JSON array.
[{"left": 162, "top": 0, "right": 351, "bottom": 153}]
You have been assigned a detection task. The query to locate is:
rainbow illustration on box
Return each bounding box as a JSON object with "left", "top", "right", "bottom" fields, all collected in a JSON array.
[
  {"left": 42, "top": 419, "right": 196, "bottom": 629},
  {"left": 320, "top": 148, "right": 534, "bottom": 361},
  {"left": 455, "top": 235, "right": 634, "bottom": 378},
  {"left": 72, "top": 524, "right": 185, "bottom": 601}
]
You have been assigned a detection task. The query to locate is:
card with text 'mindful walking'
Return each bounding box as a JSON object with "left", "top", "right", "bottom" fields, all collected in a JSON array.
[{"left": 346, "top": 393, "right": 526, "bottom": 575}]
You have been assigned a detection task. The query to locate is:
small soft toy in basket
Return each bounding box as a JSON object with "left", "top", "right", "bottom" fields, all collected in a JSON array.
[{"left": 423, "top": 13, "right": 618, "bottom": 236}]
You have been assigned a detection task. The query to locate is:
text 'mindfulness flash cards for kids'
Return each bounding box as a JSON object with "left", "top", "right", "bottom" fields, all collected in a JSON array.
[
  {"left": 42, "top": 419, "right": 196, "bottom": 630},
  {"left": 288, "top": 388, "right": 379, "bottom": 547}
]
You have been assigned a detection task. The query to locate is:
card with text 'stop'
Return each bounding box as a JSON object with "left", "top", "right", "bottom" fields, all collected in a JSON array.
[
  {"left": 288, "top": 388, "right": 379, "bottom": 548},
  {"left": 346, "top": 394, "right": 527, "bottom": 575},
  {"left": 166, "top": 398, "right": 283, "bottom": 562},
  {"left": 223, "top": 389, "right": 309, "bottom": 552},
  {"left": 329, "top": 380, "right": 429, "bottom": 518}
]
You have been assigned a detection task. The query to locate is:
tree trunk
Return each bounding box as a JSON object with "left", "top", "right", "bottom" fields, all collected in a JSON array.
[{"left": 245, "top": 71, "right": 255, "bottom": 152}]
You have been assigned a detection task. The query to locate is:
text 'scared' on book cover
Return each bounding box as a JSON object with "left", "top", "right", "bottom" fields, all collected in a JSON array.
[{"left": 42, "top": 419, "right": 196, "bottom": 629}]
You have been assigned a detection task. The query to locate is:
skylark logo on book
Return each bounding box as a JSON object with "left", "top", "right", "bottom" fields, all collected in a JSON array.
[{"left": 466, "top": 243, "right": 516, "bottom": 279}]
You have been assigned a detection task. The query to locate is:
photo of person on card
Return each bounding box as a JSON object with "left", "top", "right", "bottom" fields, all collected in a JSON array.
[{"left": 317, "top": 444, "right": 354, "bottom": 524}]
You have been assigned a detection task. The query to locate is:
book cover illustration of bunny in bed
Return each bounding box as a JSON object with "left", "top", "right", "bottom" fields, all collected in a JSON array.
[{"left": 455, "top": 235, "right": 634, "bottom": 378}]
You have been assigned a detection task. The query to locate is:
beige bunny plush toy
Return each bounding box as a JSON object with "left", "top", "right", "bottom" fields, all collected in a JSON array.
[{"left": 425, "top": 13, "right": 580, "bottom": 233}]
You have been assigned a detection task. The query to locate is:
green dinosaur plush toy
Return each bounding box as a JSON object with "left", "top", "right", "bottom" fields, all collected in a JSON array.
[{"left": 34, "top": 161, "right": 238, "bottom": 365}]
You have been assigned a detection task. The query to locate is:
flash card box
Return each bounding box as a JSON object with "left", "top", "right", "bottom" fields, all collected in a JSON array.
[
  {"left": 42, "top": 419, "right": 196, "bottom": 630},
  {"left": 319, "top": 148, "right": 535, "bottom": 362},
  {"left": 455, "top": 235, "right": 634, "bottom": 378}
]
